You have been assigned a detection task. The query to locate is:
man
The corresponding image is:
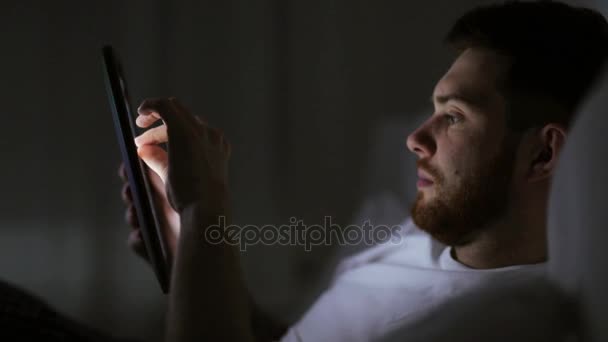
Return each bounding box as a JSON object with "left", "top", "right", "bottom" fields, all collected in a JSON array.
[{"left": 122, "top": 1, "right": 608, "bottom": 341}]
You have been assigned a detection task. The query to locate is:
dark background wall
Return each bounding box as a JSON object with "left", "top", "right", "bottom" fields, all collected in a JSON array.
[{"left": 0, "top": 0, "right": 603, "bottom": 341}]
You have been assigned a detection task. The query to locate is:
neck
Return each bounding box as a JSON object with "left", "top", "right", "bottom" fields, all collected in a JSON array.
[{"left": 452, "top": 202, "right": 547, "bottom": 269}]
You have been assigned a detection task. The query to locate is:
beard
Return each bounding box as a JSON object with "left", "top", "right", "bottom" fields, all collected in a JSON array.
[{"left": 410, "top": 139, "right": 518, "bottom": 246}]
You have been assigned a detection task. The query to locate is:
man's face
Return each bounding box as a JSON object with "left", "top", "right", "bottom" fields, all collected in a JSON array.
[{"left": 407, "top": 47, "right": 518, "bottom": 246}]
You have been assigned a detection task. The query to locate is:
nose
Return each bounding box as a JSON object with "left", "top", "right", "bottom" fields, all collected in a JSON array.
[{"left": 406, "top": 120, "right": 436, "bottom": 159}]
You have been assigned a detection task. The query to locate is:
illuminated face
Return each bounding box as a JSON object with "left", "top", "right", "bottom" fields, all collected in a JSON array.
[{"left": 407, "top": 47, "right": 518, "bottom": 246}]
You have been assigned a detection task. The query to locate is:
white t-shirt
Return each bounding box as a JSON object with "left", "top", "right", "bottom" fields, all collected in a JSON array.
[{"left": 280, "top": 218, "right": 546, "bottom": 342}]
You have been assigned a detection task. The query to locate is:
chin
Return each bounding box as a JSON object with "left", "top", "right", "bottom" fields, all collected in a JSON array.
[{"left": 417, "top": 189, "right": 436, "bottom": 202}]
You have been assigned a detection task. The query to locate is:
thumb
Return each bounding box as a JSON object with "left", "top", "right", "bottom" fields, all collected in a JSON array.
[{"left": 137, "top": 144, "right": 169, "bottom": 183}]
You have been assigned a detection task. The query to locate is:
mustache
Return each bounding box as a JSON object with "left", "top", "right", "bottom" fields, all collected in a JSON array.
[{"left": 416, "top": 159, "right": 443, "bottom": 183}]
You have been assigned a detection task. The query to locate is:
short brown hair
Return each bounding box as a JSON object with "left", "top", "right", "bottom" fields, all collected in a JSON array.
[{"left": 446, "top": 1, "right": 608, "bottom": 130}]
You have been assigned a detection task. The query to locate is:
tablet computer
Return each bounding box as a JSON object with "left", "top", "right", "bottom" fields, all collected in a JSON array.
[{"left": 102, "top": 45, "right": 171, "bottom": 293}]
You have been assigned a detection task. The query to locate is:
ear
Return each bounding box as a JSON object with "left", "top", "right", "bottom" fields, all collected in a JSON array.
[{"left": 527, "top": 124, "right": 567, "bottom": 182}]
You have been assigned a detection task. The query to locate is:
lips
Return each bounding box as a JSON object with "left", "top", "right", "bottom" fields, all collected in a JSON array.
[
  {"left": 417, "top": 170, "right": 435, "bottom": 188},
  {"left": 417, "top": 171, "right": 434, "bottom": 182},
  {"left": 417, "top": 178, "right": 434, "bottom": 187}
]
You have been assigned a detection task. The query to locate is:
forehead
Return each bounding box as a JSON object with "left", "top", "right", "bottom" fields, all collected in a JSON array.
[{"left": 433, "top": 47, "right": 508, "bottom": 113}]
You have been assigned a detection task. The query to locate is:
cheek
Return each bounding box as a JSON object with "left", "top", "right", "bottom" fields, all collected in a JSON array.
[
  {"left": 436, "top": 147, "right": 465, "bottom": 186},
  {"left": 440, "top": 144, "right": 484, "bottom": 185},
  {"left": 435, "top": 130, "right": 495, "bottom": 184}
]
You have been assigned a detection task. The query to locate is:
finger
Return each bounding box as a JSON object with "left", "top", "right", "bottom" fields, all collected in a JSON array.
[
  {"left": 134, "top": 124, "right": 168, "bottom": 147},
  {"left": 165, "top": 97, "right": 202, "bottom": 142},
  {"left": 138, "top": 98, "right": 170, "bottom": 117},
  {"left": 127, "top": 229, "right": 149, "bottom": 260},
  {"left": 121, "top": 183, "right": 132, "bottom": 204},
  {"left": 168, "top": 97, "right": 201, "bottom": 128},
  {"left": 137, "top": 98, "right": 178, "bottom": 132},
  {"left": 138, "top": 98, "right": 166, "bottom": 113},
  {"left": 137, "top": 144, "right": 169, "bottom": 183},
  {"left": 138, "top": 97, "right": 192, "bottom": 127},
  {"left": 118, "top": 163, "right": 127, "bottom": 181},
  {"left": 138, "top": 97, "right": 199, "bottom": 150},
  {"left": 126, "top": 206, "right": 139, "bottom": 228},
  {"left": 148, "top": 168, "right": 168, "bottom": 200},
  {"left": 136, "top": 111, "right": 161, "bottom": 128}
]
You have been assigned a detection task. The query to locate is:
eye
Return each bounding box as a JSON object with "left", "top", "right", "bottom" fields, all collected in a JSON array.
[{"left": 443, "top": 112, "right": 463, "bottom": 125}]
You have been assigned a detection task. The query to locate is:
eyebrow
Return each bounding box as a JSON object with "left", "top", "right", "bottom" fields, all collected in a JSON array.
[{"left": 430, "top": 93, "right": 485, "bottom": 108}]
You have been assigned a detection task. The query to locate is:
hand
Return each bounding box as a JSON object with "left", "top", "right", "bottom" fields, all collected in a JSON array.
[
  {"left": 118, "top": 163, "right": 180, "bottom": 260},
  {"left": 135, "top": 97, "right": 232, "bottom": 217},
  {"left": 139, "top": 99, "right": 247, "bottom": 342}
]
